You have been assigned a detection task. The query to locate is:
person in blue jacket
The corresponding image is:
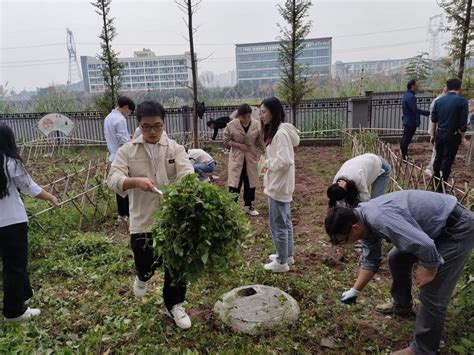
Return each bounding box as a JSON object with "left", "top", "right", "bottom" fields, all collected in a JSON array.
[{"left": 399, "top": 79, "right": 430, "bottom": 160}]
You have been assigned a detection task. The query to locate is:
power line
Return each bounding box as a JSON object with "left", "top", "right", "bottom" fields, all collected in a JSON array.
[
  {"left": 0, "top": 26, "right": 429, "bottom": 51},
  {"left": 334, "top": 40, "right": 427, "bottom": 53},
  {"left": 0, "top": 60, "right": 68, "bottom": 68},
  {"left": 332, "top": 26, "right": 428, "bottom": 38},
  {"left": 0, "top": 43, "right": 66, "bottom": 50},
  {"left": 77, "top": 42, "right": 233, "bottom": 47},
  {"left": 0, "top": 58, "right": 66, "bottom": 64}
]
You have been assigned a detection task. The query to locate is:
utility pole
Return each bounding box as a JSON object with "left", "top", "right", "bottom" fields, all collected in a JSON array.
[
  {"left": 427, "top": 14, "right": 444, "bottom": 60},
  {"left": 66, "top": 28, "right": 81, "bottom": 85}
]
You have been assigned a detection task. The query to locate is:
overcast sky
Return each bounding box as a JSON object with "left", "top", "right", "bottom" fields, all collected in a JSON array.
[{"left": 1, "top": 0, "right": 447, "bottom": 92}]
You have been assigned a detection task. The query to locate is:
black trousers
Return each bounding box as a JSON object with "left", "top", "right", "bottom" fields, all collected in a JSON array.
[
  {"left": 0, "top": 222, "right": 33, "bottom": 318},
  {"left": 433, "top": 129, "right": 461, "bottom": 190},
  {"left": 229, "top": 159, "right": 256, "bottom": 207},
  {"left": 130, "top": 233, "right": 186, "bottom": 311},
  {"left": 116, "top": 194, "right": 129, "bottom": 217},
  {"left": 400, "top": 126, "right": 417, "bottom": 160}
]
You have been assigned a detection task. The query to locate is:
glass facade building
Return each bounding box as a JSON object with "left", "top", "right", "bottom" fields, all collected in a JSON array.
[
  {"left": 235, "top": 38, "right": 332, "bottom": 87},
  {"left": 81, "top": 49, "right": 192, "bottom": 93}
]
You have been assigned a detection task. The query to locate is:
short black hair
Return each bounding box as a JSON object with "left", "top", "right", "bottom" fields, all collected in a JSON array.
[
  {"left": 324, "top": 207, "right": 358, "bottom": 245},
  {"left": 206, "top": 119, "right": 215, "bottom": 127},
  {"left": 446, "top": 78, "right": 462, "bottom": 91},
  {"left": 117, "top": 96, "right": 136, "bottom": 111},
  {"left": 407, "top": 79, "right": 417, "bottom": 91},
  {"left": 237, "top": 103, "right": 252, "bottom": 117},
  {"left": 136, "top": 100, "right": 166, "bottom": 122}
]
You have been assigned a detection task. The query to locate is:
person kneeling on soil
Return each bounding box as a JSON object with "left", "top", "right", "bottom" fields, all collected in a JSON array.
[
  {"left": 327, "top": 153, "right": 391, "bottom": 208},
  {"left": 187, "top": 148, "right": 217, "bottom": 182},
  {"left": 324, "top": 190, "right": 474, "bottom": 355},
  {"left": 107, "top": 100, "right": 195, "bottom": 330}
]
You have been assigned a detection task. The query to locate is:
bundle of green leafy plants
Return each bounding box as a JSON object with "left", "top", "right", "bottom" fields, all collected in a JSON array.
[{"left": 152, "top": 174, "right": 250, "bottom": 283}]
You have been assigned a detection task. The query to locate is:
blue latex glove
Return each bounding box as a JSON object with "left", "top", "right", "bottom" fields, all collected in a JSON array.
[{"left": 340, "top": 288, "right": 360, "bottom": 304}]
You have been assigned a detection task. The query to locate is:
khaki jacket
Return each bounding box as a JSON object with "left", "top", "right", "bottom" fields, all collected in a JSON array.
[
  {"left": 223, "top": 118, "right": 265, "bottom": 188},
  {"left": 107, "top": 134, "right": 194, "bottom": 234}
]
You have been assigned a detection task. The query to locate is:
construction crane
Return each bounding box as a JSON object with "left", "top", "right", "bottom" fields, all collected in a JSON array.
[
  {"left": 427, "top": 14, "right": 444, "bottom": 60},
  {"left": 66, "top": 28, "right": 82, "bottom": 84}
]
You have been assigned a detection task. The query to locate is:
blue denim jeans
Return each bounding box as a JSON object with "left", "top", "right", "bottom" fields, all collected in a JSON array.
[
  {"left": 371, "top": 157, "right": 391, "bottom": 198},
  {"left": 268, "top": 197, "right": 293, "bottom": 264},
  {"left": 193, "top": 161, "right": 216, "bottom": 180}
]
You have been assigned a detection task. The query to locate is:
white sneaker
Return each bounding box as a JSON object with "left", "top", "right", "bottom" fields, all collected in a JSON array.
[
  {"left": 117, "top": 215, "right": 129, "bottom": 222},
  {"left": 133, "top": 277, "right": 148, "bottom": 298},
  {"left": 167, "top": 303, "right": 192, "bottom": 329},
  {"left": 5, "top": 307, "right": 41, "bottom": 322},
  {"left": 25, "top": 290, "right": 33, "bottom": 305},
  {"left": 244, "top": 206, "right": 259, "bottom": 216},
  {"left": 263, "top": 260, "right": 289, "bottom": 273},
  {"left": 424, "top": 168, "right": 433, "bottom": 176},
  {"left": 269, "top": 254, "right": 295, "bottom": 265}
]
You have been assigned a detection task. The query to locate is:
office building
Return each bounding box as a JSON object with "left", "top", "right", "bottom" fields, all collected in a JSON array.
[
  {"left": 235, "top": 38, "right": 332, "bottom": 87},
  {"left": 81, "top": 49, "right": 192, "bottom": 93}
]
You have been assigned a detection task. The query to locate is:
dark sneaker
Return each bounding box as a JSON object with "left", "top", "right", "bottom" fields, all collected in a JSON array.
[{"left": 376, "top": 301, "right": 416, "bottom": 319}]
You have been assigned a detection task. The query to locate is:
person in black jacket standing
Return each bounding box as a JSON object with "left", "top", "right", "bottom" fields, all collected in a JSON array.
[
  {"left": 400, "top": 80, "right": 430, "bottom": 160},
  {"left": 430, "top": 78, "right": 469, "bottom": 191}
]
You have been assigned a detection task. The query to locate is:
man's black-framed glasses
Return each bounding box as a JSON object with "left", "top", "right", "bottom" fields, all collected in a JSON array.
[
  {"left": 140, "top": 124, "right": 164, "bottom": 132},
  {"left": 330, "top": 228, "right": 352, "bottom": 246}
]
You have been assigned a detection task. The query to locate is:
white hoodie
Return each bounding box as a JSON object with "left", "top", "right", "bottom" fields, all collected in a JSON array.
[
  {"left": 263, "top": 123, "right": 300, "bottom": 202},
  {"left": 333, "top": 153, "right": 384, "bottom": 202}
]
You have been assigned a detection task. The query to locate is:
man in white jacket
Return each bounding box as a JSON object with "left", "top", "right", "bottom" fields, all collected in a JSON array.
[{"left": 107, "top": 101, "right": 195, "bottom": 330}]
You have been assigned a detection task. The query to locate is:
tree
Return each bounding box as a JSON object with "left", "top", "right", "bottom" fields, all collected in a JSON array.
[
  {"left": 439, "top": 0, "right": 473, "bottom": 80},
  {"left": 405, "top": 52, "right": 432, "bottom": 83},
  {"left": 0, "top": 101, "right": 17, "bottom": 114},
  {"left": 176, "top": 0, "right": 201, "bottom": 148},
  {"left": 31, "top": 87, "right": 81, "bottom": 113},
  {"left": 277, "top": 0, "right": 314, "bottom": 126},
  {"left": 92, "top": 0, "right": 123, "bottom": 113}
]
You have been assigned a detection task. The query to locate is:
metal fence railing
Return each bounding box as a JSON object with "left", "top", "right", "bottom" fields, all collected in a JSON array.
[
  {"left": 0, "top": 98, "right": 350, "bottom": 142},
  {"left": 1, "top": 92, "right": 442, "bottom": 143},
  {"left": 369, "top": 96, "right": 435, "bottom": 136}
]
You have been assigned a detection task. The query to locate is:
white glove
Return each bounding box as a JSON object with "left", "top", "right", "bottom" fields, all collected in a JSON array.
[{"left": 340, "top": 288, "right": 360, "bottom": 304}]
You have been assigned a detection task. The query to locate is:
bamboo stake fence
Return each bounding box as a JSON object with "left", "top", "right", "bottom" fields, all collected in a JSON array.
[
  {"left": 26, "top": 158, "right": 113, "bottom": 236},
  {"left": 343, "top": 130, "right": 473, "bottom": 207},
  {"left": 21, "top": 129, "right": 473, "bottom": 236}
]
